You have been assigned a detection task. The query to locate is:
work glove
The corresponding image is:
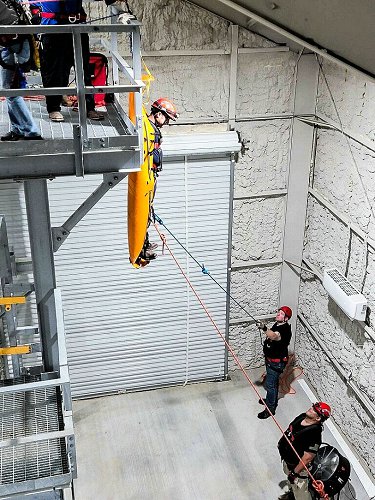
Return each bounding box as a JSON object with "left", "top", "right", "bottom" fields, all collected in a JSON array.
[
  {"left": 256, "top": 322, "right": 268, "bottom": 332},
  {"left": 287, "top": 471, "right": 298, "bottom": 484},
  {"left": 118, "top": 12, "right": 136, "bottom": 24}
]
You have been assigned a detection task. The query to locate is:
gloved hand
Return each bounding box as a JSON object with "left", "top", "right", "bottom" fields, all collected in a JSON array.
[
  {"left": 256, "top": 322, "right": 268, "bottom": 332},
  {"left": 118, "top": 12, "right": 136, "bottom": 24},
  {"left": 287, "top": 471, "right": 298, "bottom": 484}
]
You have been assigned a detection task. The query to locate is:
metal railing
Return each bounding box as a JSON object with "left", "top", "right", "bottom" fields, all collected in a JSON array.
[{"left": 0, "top": 12, "right": 144, "bottom": 178}]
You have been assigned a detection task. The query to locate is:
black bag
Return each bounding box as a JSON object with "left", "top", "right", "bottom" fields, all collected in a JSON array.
[
  {"left": 0, "top": 0, "right": 39, "bottom": 72},
  {"left": 89, "top": 52, "right": 114, "bottom": 106}
]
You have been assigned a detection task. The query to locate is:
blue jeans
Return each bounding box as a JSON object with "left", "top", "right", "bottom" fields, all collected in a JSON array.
[
  {"left": 265, "top": 359, "right": 287, "bottom": 413},
  {"left": 1, "top": 40, "right": 40, "bottom": 137}
]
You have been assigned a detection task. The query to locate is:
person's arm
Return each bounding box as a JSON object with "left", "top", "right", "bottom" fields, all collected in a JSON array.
[
  {"left": 257, "top": 322, "right": 281, "bottom": 341},
  {"left": 287, "top": 451, "right": 316, "bottom": 483},
  {"left": 265, "top": 328, "right": 281, "bottom": 341},
  {"left": 293, "top": 451, "right": 316, "bottom": 474}
]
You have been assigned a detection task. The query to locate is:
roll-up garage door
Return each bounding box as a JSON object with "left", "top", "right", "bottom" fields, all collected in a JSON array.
[{"left": 47, "top": 131, "right": 239, "bottom": 398}]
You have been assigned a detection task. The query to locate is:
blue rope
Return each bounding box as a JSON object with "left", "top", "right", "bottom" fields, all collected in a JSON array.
[{"left": 154, "top": 213, "right": 258, "bottom": 323}]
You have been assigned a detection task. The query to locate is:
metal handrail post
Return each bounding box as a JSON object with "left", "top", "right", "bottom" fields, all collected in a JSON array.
[
  {"left": 132, "top": 26, "right": 143, "bottom": 166},
  {"left": 72, "top": 32, "right": 88, "bottom": 143}
]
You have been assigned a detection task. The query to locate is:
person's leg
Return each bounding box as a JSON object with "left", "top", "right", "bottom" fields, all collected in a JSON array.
[
  {"left": 40, "top": 34, "right": 72, "bottom": 113},
  {"left": 1, "top": 46, "right": 40, "bottom": 138},
  {"left": 265, "top": 361, "right": 286, "bottom": 412},
  {"left": 265, "top": 363, "right": 281, "bottom": 413},
  {"left": 81, "top": 32, "right": 95, "bottom": 112}
]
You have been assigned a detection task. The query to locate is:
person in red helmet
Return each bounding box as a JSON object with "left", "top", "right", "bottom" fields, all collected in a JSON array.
[
  {"left": 148, "top": 97, "right": 179, "bottom": 175},
  {"left": 257, "top": 306, "right": 293, "bottom": 419},
  {"left": 135, "top": 98, "right": 178, "bottom": 266},
  {"left": 277, "top": 402, "right": 331, "bottom": 500}
]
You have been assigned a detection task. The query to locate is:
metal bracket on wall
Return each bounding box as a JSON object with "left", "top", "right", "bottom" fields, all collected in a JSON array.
[{"left": 52, "top": 172, "right": 128, "bottom": 252}]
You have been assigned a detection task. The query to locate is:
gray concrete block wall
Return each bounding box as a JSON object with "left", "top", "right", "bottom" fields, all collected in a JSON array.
[
  {"left": 236, "top": 52, "right": 297, "bottom": 116},
  {"left": 234, "top": 120, "right": 291, "bottom": 196},
  {"left": 316, "top": 61, "right": 375, "bottom": 142},
  {"left": 299, "top": 60, "right": 375, "bottom": 473},
  {"left": 232, "top": 197, "right": 285, "bottom": 264}
]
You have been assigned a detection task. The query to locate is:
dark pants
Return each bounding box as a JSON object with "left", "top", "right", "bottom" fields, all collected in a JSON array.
[
  {"left": 40, "top": 32, "right": 95, "bottom": 113},
  {"left": 265, "top": 359, "right": 287, "bottom": 413}
]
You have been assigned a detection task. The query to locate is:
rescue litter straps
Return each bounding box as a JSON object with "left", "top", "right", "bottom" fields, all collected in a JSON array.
[{"left": 152, "top": 220, "right": 329, "bottom": 499}]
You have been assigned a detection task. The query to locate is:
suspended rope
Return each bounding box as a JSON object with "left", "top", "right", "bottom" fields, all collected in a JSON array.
[
  {"left": 152, "top": 220, "right": 328, "bottom": 499},
  {"left": 153, "top": 213, "right": 259, "bottom": 323}
]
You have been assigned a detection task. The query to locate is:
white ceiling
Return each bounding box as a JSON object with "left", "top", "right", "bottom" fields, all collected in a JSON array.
[{"left": 189, "top": 0, "right": 375, "bottom": 79}]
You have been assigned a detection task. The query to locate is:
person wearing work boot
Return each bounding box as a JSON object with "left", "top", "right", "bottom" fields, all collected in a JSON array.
[
  {"left": 133, "top": 98, "right": 178, "bottom": 267},
  {"left": 277, "top": 402, "right": 331, "bottom": 500},
  {"left": 33, "top": 0, "right": 123, "bottom": 122},
  {"left": 257, "top": 306, "right": 292, "bottom": 419},
  {"left": 0, "top": 0, "right": 43, "bottom": 141}
]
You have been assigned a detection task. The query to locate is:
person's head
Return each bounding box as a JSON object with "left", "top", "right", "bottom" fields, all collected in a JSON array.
[
  {"left": 275, "top": 306, "right": 292, "bottom": 323},
  {"left": 306, "top": 402, "right": 331, "bottom": 423},
  {"left": 150, "top": 98, "right": 179, "bottom": 128}
]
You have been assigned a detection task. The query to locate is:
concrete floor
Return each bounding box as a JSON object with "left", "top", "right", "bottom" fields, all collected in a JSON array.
[{"left": 71, "top": 370, "right": 371, "bottom": 500}]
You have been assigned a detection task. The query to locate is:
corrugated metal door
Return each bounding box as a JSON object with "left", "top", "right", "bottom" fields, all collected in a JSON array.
[{"left": 12, "top": 132, "right": 238, "bottom": 398}]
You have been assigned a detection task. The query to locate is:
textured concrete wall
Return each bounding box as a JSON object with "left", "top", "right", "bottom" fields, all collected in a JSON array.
[
  {"left": 300, "top": 60, "right": 375, "bottom": 474},
  {"left": 236, "top": 52, "right": 297, "bottom": 116},
  {"left": 316, "top": 61, "right": 375, "bottom": 142}
]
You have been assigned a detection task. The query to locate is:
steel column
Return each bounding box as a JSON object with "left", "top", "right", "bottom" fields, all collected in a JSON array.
[
  {"left": 24, "top": 180, "right": 59, "bottom": 373},
  {"left": 279, "top": 54, "right": 319, "bottom": 333}
]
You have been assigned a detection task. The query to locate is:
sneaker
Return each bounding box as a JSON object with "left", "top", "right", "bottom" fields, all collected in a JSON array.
[
  {"left": 1, "top": 131, "right": 24, "bottom": 141},
  {"left": 49, "top": 111, "right": 64, "bottom": 122},
  {"left": 24, "top": 135, "right": 43, "bottom": 140},
  {"left": 87, "top": 109, "right": 104, "bottom": 121},
  {"left": 257, "top": 409, "right": 274, "bottom": 419}
]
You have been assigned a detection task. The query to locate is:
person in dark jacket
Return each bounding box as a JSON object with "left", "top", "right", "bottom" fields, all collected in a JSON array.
[
  {"left": 0, "top": 0, "right": 42, "bottom": 140},
  {"left": 277, "top": 402, "right": 331, "bottom": 500},
  {"left": 33, "top": 0, "right": 120, "bottom": 122},
  {"left": 257, "top": 306, "right": 292, "bottom": 419}
]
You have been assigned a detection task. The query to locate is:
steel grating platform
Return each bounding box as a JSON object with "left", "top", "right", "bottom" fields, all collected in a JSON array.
[{"left": 0, "top": 376, "right": 69, "bottom": 490}]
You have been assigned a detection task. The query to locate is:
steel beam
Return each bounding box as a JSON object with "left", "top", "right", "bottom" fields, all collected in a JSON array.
[
  {"left": 278, "top": 54, "right": 319, "bottom": 333},
  {"left": 0, "top": 149, "right": 140, "bottom": 179},
  {"left": 24, "top": 180, "right": 59, "bottom": 373},
  {"left": 214, "top": 0, "right": 375, "bottom": 83},
  {"left": 228, "top": 25, "right": 238, "bottom": 129}
]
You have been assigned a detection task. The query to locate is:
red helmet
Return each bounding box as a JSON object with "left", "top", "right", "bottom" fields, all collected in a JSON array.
[
  {"left": 151, "top": 98, "right": 179, "bottom": 121},
  {"left": 279, "top": 306, "right": 292, "bottom": 320},
  {"left": 313, "top": 402, "right": 331, "bottom": 421}
]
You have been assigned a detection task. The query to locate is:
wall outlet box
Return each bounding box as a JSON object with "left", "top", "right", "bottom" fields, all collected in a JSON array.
[{"left": 323, "top": 268, "right": 367, "bottom": 321}]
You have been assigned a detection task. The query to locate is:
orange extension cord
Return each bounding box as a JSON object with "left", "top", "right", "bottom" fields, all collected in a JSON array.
[{"left": 153, "top": 222, "right": 329, "bottom": 499}]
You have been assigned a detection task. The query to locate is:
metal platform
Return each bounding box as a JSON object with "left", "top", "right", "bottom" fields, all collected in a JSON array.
[
  {"left": 0, "top": 20, "right": 144, "bottom": 180},
  {"left": 0, "top": 376, "right": 70, "bottom": 495}
]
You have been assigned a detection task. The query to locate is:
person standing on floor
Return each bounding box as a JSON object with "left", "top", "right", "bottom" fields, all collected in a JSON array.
[
  {"left": 277, "top": 402, "right": 331, "bottom": 500},
  {"left": 257, "top": 306, "right": 292, "bottom": 419},
  {"left": 33, "top": 0, "right": 122, "bottom": 122},
  {"left": 0, "top": 0, "right": 42, "bottom": 141}
]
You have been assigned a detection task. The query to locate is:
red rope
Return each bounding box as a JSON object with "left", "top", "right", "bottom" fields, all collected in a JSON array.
[{"left": 153, "top": 222, "right": 328, "bottom": 498}]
